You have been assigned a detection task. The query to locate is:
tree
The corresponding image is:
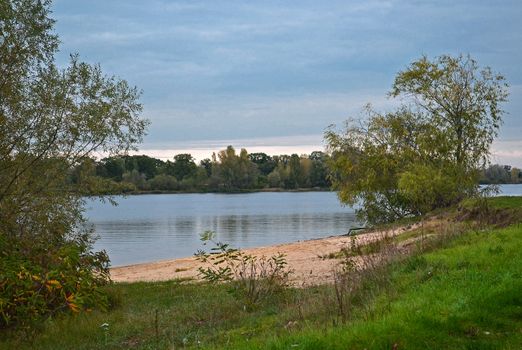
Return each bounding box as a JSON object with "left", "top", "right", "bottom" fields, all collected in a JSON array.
[
  {"left": 390, "top": 55, "right": 508, "bottom": 171},
  {"left": 249, "top": 152, "right": 276, "bottom": 176},
  {"left": 480, "top": 164, "right": 521, "bottom": 184},
  {"left": 299, "top": 156, "right": 312, "bottom": 188},
  {"left": 134, "top": 155, "right": 163, "bottom": 179},
  {"left": 200, "top": 158, "right": 212, "bottom": 177},
  {"left": 166, "top": 153, "right": 197, "bottom": 181},
  {"left": 309, "top": 151, "right": 330, "bottom": 188},
  {"left": 286, "top": 154, "right": 303, "bottom": 189},
  {"left": 148, "top": 174, "right": 178, "bottom": 191},
  {"left": 97, "top": 156, "right": 126, "bottom": 180},
  {"left": 481, "top": 164, "right": 512, "bottom": 184},
  {"left": 511, "top": 167, "right": 521, "bottom": 184},
  {"left": 212, "top": 146, "right": 258, "bottom": 190},
  {"left": 0, "top": 0, "right": 148, "bottom": 325},
  {"left": 238, "top": 148, "right": 259, "bottom": 188},
  {"left": 212, "top": 146, "right": 240, "bottom": 190},
  {"left": 326, "top": 55, "right": 508, "bottom": 224},
  {"left": 267, "top": 170, "right": 282, "bottom": 188}
]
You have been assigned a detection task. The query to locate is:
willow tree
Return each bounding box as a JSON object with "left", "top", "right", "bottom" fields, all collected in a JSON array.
[
  {"left": 0, "top": 0, "right": 148, "bottom": 325},
  {"left": 326, "top": 55, "right": 508, "bottom": 224}
]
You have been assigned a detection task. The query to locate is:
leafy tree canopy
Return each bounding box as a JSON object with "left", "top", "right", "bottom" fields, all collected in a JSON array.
[
  {"left": 326, "top": 55, "right": 508, "bottom": 224},
  {"left": 0, "top": 0, "right": 148, "bottom": 326},
  {"left": 167, "top": 153, "right": 197, "bottom": 181}
]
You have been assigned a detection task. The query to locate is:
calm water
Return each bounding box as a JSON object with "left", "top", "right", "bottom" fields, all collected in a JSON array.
[
  {"left": 87, "top": 192, "right": 360, "bottom": 266},
  {"left": 87, "top": 185, "right": 522, "bottom": 266}
]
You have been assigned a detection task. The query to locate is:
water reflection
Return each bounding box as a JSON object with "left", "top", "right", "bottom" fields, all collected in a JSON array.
[
  {"left": 87, "top": 192, "right": 360, "bottom": 266},
  {"left": 91, "top": 211, "right": 358, "bottom": 266}
]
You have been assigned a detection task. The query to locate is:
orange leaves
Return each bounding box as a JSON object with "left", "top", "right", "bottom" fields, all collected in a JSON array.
[
  {"left": 66, "top": 293, "right": 80, "bottom": 313},
  {"left": 45, "top": 279, "right": 62, "bottom": 292}
]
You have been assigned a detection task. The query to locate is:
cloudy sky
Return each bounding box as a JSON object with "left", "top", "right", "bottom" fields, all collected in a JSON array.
[{"left": 52, "top": 0, "right": 522, "bottom": 166}]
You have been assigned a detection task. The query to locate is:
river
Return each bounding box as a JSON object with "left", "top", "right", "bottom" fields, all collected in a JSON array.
[{"left": 87, "top": 185, "right": 522, "bottom": 266}]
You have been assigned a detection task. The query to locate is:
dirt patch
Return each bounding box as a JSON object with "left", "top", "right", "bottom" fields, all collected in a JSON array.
[{"left": 110, "top": 224, "right": 421, "bottom": 286}]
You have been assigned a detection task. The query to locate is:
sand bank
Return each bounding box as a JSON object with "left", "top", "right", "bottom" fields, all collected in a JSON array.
[{"left": 111, "top": 223, "right": 418, "bottom": 286}]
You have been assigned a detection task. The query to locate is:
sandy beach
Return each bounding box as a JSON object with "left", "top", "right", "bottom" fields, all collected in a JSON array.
[{"left": 111, "top": 224, "right": 416, "bottom": 286}]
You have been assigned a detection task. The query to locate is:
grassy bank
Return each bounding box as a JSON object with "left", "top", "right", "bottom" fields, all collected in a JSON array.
[
  {"left": 1, "top": 197, "right": 521, "bottom": 349},
  {"left": 249, "top": 223, "right": 522, "bottom": 349}
]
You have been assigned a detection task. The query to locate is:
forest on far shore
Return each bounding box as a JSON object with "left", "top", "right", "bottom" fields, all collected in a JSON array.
[
  {"left": 74, "top": 146, "right": 331, "bottom": 193},
  {"left": 69, "top": 145, "right": 522, "bottom": 194}
]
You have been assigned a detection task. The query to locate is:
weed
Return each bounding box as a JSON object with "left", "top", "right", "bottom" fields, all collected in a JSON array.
[
  {"left": 195, "top": 231, "right": 293, "bottom": 306},
  {"left": 331, "top": 233, "right": 400, "bottom": 323}
]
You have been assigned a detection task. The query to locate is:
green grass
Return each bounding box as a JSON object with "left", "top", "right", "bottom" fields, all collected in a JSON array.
[
  {"left": 0, "top": 278, "right": 341, "bottom": 349},
  {"left": 2, "top": 197, "right": 522, "bottom": 349},
  {"left": 485, "top": 196, "right": 522, "bottom": 209},
  {"left": 461, "top": 195, "right": 522, "bottom": 210},
  {"left": 240, "top": 223, "right": 522, "bottom": 349}
]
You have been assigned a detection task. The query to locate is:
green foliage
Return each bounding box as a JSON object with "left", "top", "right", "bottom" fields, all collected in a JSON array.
[
  {"left": 122, "top": 169, "right": 147, "bottom": 190},
  {"left": 195, "top": 231, "right": 292, "bottom": 305},
  {"left": 124, "top": 155, "right": 162, "bottom": 180},
  {"left": 0, "top": 0, "right": 147, "bottom": 327},
  {"left": 211, "top": 146, "right": 260, "bottom": 190},
  {"left": 147, "top": 174, "right": 178, "bottom": 191},
  {"left": 285, "top": 154, "right": 303, "bottom": 189},
  {"left": 390, "top": 55, "right": 508, "bottom": 169},
  {"left": 398, "top": 163, "right": 461, "bottom": 214},
  {"left": 248, "top": 152, "right": 276, "bottom": 176},
  {"left": 96, "top": 157, "right": 125, "bottom": 180},
  {"left": 309, "top": 151, "right": 331, "bottom": 188},
  {"left": 0, "top": 233, "right": 110, "bottom": 327},
  {"left": 480, "top": 164, "right": 521, "bottom": 184},
  {"left": 89, "top": 147, "right": 333, "bottom": 193},
  {"left": 327, "top": 55, "right": 509, "bottom": 224},
  {"left": 166, "top": 153, "right": 198, "bottom": 181},
  {"left": 267, "top": 169, "right": 282, "bottom": 187}
]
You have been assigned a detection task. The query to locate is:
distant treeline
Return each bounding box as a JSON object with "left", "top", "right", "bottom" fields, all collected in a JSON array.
[
  {"left": 479, "top": 164, "right": 522, "bottom": 185},
  {"left": 71, "top": 146, "right": 332, "bottom": 193},
  {"left": 70, "top": 148, "right": 520, "bottom": 194}
]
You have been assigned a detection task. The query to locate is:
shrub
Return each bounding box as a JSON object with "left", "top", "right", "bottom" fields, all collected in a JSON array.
[
  {"left": 148, "top": 174, "right": 179, "bottom": 191},
  {"left": 195, "top": 231, "right": 292, "bottom": 305},
  {"left": 0, "top": 233, "right": 110, "bottom": 328}
]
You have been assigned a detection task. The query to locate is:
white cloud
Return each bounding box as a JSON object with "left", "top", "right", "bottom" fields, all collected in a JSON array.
[
  {"left": 491, "top": 140, "right": 522, "bottom": 168},
  {"left": 139, "top": 90, "right": 395, "bottom": 145},
  {"left": 132, "top": 134, "right": 325, "bottom": 161}
]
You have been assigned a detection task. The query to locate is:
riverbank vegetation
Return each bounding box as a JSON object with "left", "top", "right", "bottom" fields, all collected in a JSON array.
[
  {"left": 71, "top": 152, "right": 521, "bottom": 195},
  {"left": 1, "top": 196, "right": 521, "bottom": 349},
  {"left": 0, "top": 0, "right": 147, "bottom": 328},
  {"left": 326, "top": 54, "right": 509, "bottom": 224},
  {"left": 74, "top": 148, "right": 332, "bottom": 194},
  {"left": 480, "top": 164, "right": 522, "bottom": 184}
]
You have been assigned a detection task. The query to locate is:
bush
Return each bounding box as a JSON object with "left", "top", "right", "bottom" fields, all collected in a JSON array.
[
  {"left": 148, "top": 174, "right": 178, "bottom": 191},
  {"left": 0, "top": 233, "right": 110, "bottom": 328},
  {"left": 195, "top": 231, "right": 292, "bottom": 306}
]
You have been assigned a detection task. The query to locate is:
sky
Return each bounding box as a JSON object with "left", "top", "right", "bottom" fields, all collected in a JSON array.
[{"left": 52, "top": 0, "right": 522, "bottom": 166}]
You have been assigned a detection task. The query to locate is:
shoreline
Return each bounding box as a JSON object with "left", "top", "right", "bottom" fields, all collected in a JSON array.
[
  {"left": 107, "top": 187, "right": 332, "bottom": 196},
  {"left": 110, "top": 224, "right": 417, "bottom": 286}
]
